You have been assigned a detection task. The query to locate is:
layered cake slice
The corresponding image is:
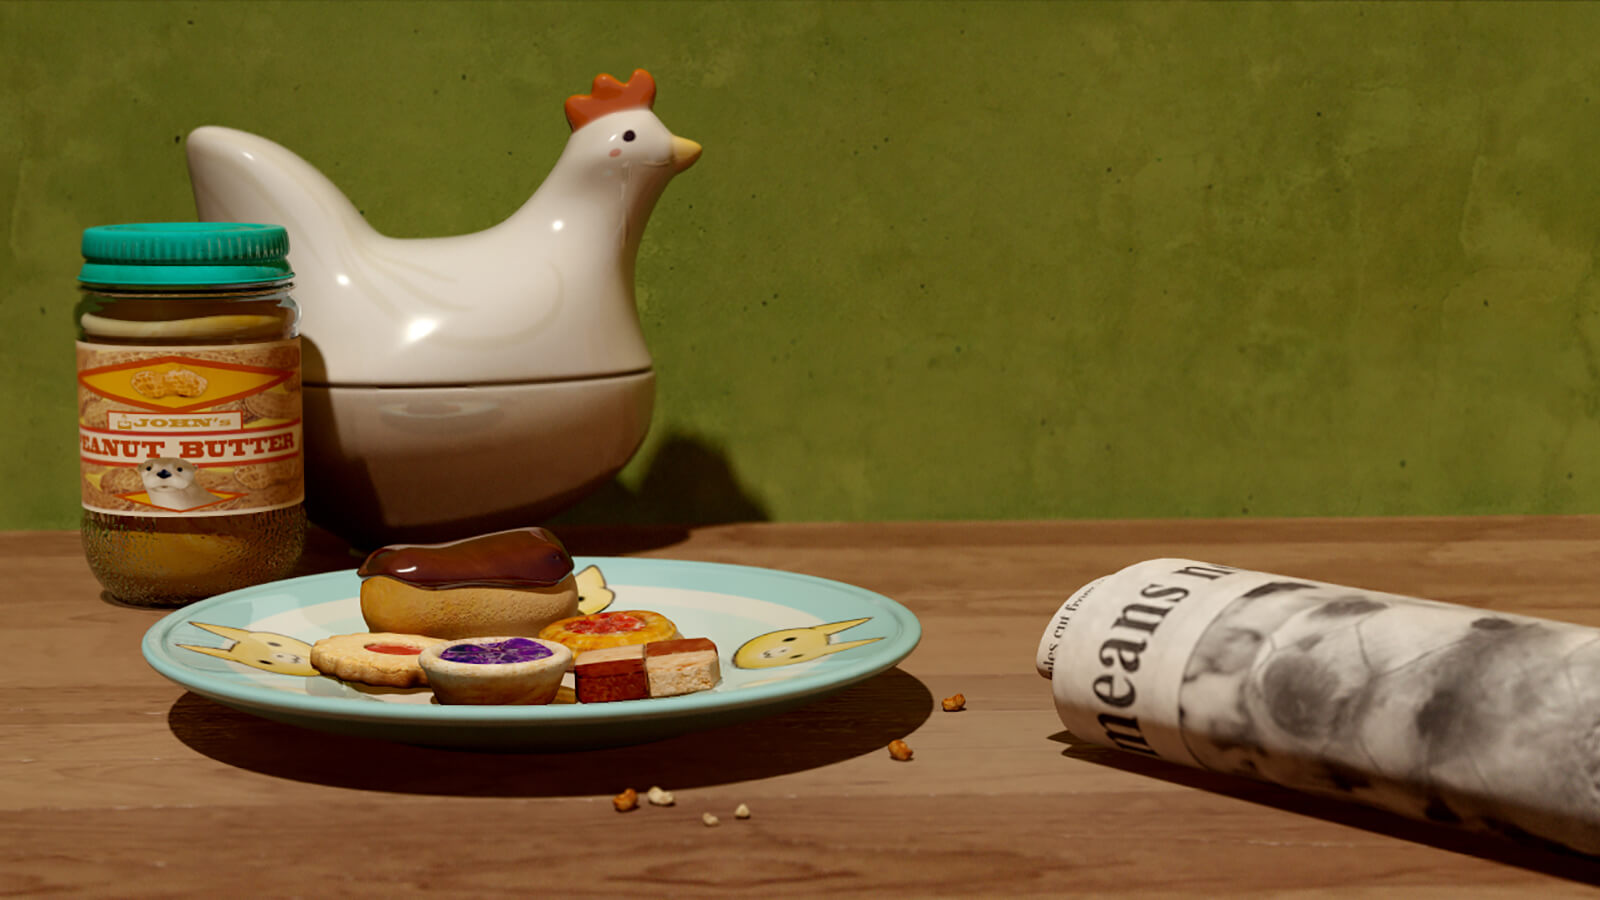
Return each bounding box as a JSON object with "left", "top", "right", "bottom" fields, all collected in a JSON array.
[
  {"left": 573, "top": 645, "right": 650, "bottom": 703},
  {"left": 644, "top": 638, "right": 721, "bottom": 698}
]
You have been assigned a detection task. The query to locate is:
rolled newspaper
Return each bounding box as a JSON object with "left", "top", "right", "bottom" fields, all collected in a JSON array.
[{"left": 1037, "top": 559, "right": 1600, "bottom": 855}]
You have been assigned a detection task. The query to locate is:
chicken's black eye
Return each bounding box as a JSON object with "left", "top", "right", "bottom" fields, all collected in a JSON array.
[{"left": 623, "top": 130, "right": 636, "bottom": 142}]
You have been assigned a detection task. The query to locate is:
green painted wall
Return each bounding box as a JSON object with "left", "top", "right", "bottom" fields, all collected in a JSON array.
[{"left": 4, "top": 1, "right": 1599, "bottom": 529}]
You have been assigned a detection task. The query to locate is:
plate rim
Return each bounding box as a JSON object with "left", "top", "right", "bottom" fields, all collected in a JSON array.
[{"left": 141, "top": 557, "right": 922, "bottom": 729}]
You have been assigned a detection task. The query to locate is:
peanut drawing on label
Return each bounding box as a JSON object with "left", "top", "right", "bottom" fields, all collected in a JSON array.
[{"left": 130, "top": 367, "right": 209, "bottom": 399}]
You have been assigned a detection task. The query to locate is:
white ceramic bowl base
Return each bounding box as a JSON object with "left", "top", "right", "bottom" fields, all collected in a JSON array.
[{"left": 302, "top": 372, "right": 653, "bottom": 547}]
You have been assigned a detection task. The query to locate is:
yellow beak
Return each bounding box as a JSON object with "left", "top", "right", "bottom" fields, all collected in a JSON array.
[{"left": 672, "top": 136, "right": 702, "bottom": 172}]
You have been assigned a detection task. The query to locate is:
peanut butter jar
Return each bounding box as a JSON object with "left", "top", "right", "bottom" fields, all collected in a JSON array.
[{"left": 76, "top": 223, "right": 306, "bottom": 607}]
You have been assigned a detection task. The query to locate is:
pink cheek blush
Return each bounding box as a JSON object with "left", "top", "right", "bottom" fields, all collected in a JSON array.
[{"left": 609, "top": 149, "right": 622, "bottom": 157}]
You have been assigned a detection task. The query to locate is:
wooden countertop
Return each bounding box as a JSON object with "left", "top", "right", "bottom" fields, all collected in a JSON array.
[{"left": 7, "top": 517, "right": 1600, "bottom": 895}]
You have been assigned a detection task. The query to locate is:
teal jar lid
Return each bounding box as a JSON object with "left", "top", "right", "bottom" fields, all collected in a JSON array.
[{"left": 80, "top": 222, "right": 293, "bottom": 287}]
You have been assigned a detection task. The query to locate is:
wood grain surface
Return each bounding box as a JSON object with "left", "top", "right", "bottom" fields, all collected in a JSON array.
[{"left": 6, "top": 517, "right": 1600, "bottom": 896}]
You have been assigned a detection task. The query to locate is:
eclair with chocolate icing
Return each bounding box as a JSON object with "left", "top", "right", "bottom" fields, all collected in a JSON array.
[{"left": 357, "top": 527, "right": 581, "bottom": 640}]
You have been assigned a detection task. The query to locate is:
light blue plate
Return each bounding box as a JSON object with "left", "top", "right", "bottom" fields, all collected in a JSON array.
[{"left": 142, "top": 557, "right": 921, "bottom": 750}]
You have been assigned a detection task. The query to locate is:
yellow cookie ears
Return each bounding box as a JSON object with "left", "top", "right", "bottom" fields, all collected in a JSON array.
[
  {"left": 733, "top": 617, "right": 883, "bottom": 669},
  {"left": 176, "top": 622, "right": 317, "bottom": 677}
]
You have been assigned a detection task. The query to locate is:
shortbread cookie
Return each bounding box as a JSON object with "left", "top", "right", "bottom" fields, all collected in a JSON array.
[
  {"left": 358, "top": 527, "right": 580, "bottom": 639},
  {"left": 419, "top": 636, "right": 572, "bottom": 705},
  {"left": 310, "top": 632, "right": 447, "bottom": 687},
  {"left": 539, "top": 610, "right": 680, "bottom": 655}
]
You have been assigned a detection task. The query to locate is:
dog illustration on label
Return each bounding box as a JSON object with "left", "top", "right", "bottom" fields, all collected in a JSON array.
[
  {"left": 733, "top": 617, "right": 883, "bottom": 669},
  {"left": 177, "top": 622, "right": 317, "bottom": 676},
  {"left": 139, "top": 457, "right": 219, "bottom": 510}
]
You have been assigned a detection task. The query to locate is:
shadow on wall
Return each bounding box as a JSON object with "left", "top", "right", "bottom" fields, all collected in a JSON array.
[
  {"left": 291, "top": 429, "right": 771, "bottom": 563},
  {"left": 552, "top": 430, "right": 770, "bottom": 528},
  {"left": 287, "top": 429, "right": 764, "bottom": 560}
]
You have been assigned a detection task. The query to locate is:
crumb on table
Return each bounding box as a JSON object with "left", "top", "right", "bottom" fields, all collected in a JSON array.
[{"left": 613, "top": 788, "right": 639, "bottom": 812}]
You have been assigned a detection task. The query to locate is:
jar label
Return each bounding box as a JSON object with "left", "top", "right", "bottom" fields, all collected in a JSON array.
[{"left": 76, "top": 340, "right": 303, "bottom": 517}]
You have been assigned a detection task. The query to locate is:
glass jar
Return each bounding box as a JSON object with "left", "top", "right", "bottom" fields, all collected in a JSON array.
[{"left": 76, "top": 223, "right": 306, "bottom": 607}]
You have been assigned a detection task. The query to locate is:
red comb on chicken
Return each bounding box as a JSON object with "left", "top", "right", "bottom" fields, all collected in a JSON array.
[{"left": 565, "top": 69, "right": 658, "bottom": 130}]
